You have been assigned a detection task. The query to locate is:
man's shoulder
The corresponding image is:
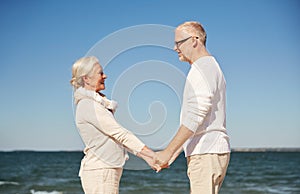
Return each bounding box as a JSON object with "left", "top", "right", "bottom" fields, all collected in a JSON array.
[{"left": 193, "top": 56, "right": 219, "bottom": 68}]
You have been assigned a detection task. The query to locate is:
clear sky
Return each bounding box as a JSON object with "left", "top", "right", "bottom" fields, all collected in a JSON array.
[{"left": 0, "top": 0, "right": 299, "bottom": 151}]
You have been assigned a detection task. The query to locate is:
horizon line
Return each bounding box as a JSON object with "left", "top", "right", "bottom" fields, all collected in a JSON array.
[{"left": 1, "top": 147, "right": 300, "bottom": 152}]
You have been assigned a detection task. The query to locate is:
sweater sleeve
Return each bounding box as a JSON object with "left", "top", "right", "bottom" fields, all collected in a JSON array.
[
  {"left": 181, "top": 69, "right": 213, "bottom": 132},
  {"left": 78, "top": 99, "right": 145, "bottom": 154}
]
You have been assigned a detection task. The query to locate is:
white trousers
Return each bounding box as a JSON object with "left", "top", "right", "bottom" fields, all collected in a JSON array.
[
  {"left": 187, "top": 153, "right": 230, "bottom": 194},
  {"left": 80, "top": 168, "right": 123, "bottom": 194}
]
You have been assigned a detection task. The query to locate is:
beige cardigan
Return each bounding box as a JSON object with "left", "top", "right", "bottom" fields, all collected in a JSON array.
[{"left": 74, "top": 87, "right": 145, "bottom": 169}]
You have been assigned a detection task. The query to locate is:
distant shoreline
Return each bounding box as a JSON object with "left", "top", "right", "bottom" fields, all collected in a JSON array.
[
  {"left": 1, "top": 148, "right": 300, "bottom": 152},
  {"left": 231, "top": 147, "right": 300, "bottom": 152}
]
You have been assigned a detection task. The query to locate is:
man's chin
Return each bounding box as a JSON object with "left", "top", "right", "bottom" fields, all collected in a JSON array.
[{"left": 179, "top": 55, "right": 188, "bottom": 62}]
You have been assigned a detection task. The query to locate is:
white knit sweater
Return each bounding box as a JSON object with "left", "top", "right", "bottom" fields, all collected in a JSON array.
[{"left": 181, "top": 56, "right": 231, "bottom": 156}]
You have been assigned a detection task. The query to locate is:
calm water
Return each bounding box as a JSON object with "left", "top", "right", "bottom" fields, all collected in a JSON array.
[{"left": 0, "top": 151, "right": 299, "bottom": 194}]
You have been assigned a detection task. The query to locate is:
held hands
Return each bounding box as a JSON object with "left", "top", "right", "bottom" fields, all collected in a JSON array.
[
  {"left": 155, "top": 150, "right": 172, "bottom": 171},
  {"left": 138, "top": 146, "right": 181, "bottom": 173},
  {"left": 154, "top": 148, "right": 181, "bottom": 172},
  {"left": 137, "top": 146, "right": 161, "bottom": 172}
]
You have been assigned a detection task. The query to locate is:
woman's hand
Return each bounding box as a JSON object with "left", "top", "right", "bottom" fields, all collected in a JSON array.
[{"left": 137, "top": 146, "right": 161, "bottom": 172}]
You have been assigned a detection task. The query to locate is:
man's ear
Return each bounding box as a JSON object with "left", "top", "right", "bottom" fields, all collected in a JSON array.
[{"left": 192, "top": 38, "right": 198, "bottom": 48}]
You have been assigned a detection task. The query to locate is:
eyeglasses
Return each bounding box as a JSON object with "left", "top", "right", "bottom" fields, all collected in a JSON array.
[{"left": 175, "top": 36, "right": 192, "bottom": 48}]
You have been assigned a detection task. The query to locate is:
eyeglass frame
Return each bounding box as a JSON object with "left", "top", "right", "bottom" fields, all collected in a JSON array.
[{"left": 174, "top": 36, "right": 198, "bottom": 48}]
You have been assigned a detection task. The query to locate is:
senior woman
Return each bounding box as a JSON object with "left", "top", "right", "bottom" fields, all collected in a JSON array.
[{"left": 70, "top": 56, "right": 158, "bottom": 194}]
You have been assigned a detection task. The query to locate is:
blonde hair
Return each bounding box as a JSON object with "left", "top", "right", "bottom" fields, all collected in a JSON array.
[
  {"left": 177, "top": 21, "right": 207, "bottom": 46},
  {"left": 70, "top": 56, "right": 99, "bottom": 89}
]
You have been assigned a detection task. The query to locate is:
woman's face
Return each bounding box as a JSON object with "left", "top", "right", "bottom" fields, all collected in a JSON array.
[{"left": 84, "top": 64, "right": 107, "bottom": 92}]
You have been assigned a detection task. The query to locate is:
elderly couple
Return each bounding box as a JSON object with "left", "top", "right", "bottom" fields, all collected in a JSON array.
[{"left": 70, "top": 21, "right": 230, "bottom": 194}]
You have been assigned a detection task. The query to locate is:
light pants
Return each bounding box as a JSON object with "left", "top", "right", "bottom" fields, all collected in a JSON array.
[
  {"left": 80, "top": 168, "right": 123, "bottom": 194},
  {"left": 187, "top": 153, "right": 230, "bottom": 194}
]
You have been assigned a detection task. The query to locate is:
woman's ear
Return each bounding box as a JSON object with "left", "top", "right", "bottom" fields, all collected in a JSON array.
[{"left": 83, "top": 75, "right": 89, "bottom": 85}]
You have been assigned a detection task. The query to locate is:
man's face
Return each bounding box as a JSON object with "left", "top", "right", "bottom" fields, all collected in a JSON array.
[{"left": 174, "top": 29, "right": 193, "bottom": 63}]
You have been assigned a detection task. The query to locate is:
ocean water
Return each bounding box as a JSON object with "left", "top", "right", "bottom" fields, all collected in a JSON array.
[{"left": 0, "top": 151, "right": 299, "bottom": 194}]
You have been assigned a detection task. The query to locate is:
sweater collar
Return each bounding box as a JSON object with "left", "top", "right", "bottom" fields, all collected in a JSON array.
[{"left": 74, "top": 87, "right": 118, "bottom": 112}]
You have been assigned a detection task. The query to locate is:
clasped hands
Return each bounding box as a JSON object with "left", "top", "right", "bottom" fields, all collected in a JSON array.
[{"left": 138, "top": 146, "right": 180, "bottom": 172}]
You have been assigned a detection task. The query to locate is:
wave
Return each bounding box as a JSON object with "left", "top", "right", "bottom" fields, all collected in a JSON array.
[
  {"left": 30, "top": 190, "right": 63, "bottom": 194},
  {"left": 0, "top": 181, "right": 19, "bottom": 186}
]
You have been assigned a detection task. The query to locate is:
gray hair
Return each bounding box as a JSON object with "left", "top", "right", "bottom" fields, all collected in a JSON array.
[
  {"left": 70, "top": 56, "right": 99, "bottom": 89},
  {"left": 177, "top": 21, "right": 207, "bottom": 46}
]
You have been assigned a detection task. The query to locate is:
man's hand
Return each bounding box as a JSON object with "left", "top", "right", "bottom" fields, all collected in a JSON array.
[
  {"left": 168, "top": 147, "right": 183, "bottom": 166},
  {"left": 155, "top": 150, "right": 173, "bottom": 172},
  {"left": 155, "top": 125, "right": 193, "bottom": 172}
]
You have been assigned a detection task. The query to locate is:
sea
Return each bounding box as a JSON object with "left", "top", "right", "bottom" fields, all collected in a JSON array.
[{"left": 0, "top": 151, "right": 299, "bottom": 194}]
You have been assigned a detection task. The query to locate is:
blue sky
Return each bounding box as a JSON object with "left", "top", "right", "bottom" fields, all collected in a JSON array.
[{"left": 0, "top": 0, "right": 299, "bottom": 151}]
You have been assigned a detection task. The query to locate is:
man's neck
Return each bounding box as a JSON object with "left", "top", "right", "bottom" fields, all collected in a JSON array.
[{"left": 190, "top": 50, "right": 211, "bottom": 64}]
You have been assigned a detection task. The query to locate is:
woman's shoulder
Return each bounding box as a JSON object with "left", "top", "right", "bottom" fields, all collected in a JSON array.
[{"left": 77, "top": 98, "right": 106, "bottom": 111}]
